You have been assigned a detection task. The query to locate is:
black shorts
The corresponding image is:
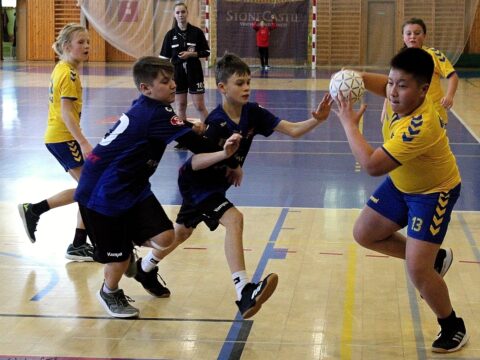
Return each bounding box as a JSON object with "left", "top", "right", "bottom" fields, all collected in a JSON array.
[
  {"left": 176, "top": 193, "right": 234, "bottom": 231},
  {"left": 79, "top": 195, "right": 173, "bottom": 263},
  {"left": 174, "top": 63, "right": 205, "bottom": 95}
]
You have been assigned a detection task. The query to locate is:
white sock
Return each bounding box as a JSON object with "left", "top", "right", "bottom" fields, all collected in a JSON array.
[
  {"left": 141, "top": 251, "right": 161, "bottom": 272},
  {"left": 232, "top": 270, "right": 249, "bottom": 300},
  {"left": 103, "top": 282, "right": 119, "bottom": 294}
]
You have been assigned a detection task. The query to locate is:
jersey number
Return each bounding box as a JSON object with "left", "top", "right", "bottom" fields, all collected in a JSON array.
[
  {"left": 99, "top": 114, "right": 129, "bottom": 146},
  {"left": 411, "top": 217, "right": 423, "bottom": 232}
]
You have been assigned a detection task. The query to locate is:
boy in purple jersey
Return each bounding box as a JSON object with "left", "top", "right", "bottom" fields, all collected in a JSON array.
[
  {"left": 154, "top": 53, "right": 333, "bottom": 319},
  {"left": 74, "top": 56, "right": 241, "bottom": 318}
]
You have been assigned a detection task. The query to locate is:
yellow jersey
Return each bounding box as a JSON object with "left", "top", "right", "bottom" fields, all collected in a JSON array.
[
  {"left": 382, "top": 97, "right": 460, "bottom": 194},
  {"left": 423, "top": 46, "right": 456, "bottom": 124},
  {"left": 45, "top": 61, "right": 83, "bottom": 143}
]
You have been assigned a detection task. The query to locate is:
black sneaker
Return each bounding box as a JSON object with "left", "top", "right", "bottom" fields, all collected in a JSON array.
[
  {"left": 235, "top": 273, "right": 278, "bottom": 319},
  {"left": 432, "top": 317, "right": 469, "bottom": 353},
  {"left": 65, "top": 243, "right": 94, "bottom": 262},
  {"left": 434, "top": 248, "right": 453, "bottom": 277},
  {"left": 134, "top": 258, "right": 170, "bottom": 298},
  {"left": 96, "top": 284, "right": 139, "bottom": 318},
  {"left": 17, "top": 203, "right": 40, "bottom": 243}
]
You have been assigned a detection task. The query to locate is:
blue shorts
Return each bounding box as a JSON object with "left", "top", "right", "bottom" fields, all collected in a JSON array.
[
  {"left": 367, "top": 177, "right": 461, "bottom": 244},
  {"left": 45, "top": 140, "right": 84, "bottom": 171}
]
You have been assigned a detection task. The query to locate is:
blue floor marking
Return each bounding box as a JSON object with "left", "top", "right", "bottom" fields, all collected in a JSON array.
[
  {"left": 217, "top": 208, "right": 290, "bottom": 360},
  {"left": 0, "top": 252, "right": 59, "bottom": 301}
]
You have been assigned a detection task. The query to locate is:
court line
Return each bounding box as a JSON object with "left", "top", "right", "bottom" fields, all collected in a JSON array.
[
  {"left": 340, "top": 243, "right": 357, "bottom": 359},
  {"left": 0, "top": 252, "right": 59, "bottom": 301},
  {"left": 451, "top": 109, "right": 480, "bottom": 143},
  {"left": 217, "top": 207, "right": 289, "bottom": 360},
  {"left": 0, "top": 313, "right": 247, "bottom": 323}
]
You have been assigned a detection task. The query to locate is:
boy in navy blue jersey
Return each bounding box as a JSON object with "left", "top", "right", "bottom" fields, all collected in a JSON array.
[
  {"left": 154, "top": 53, "right": 333, "bottom": 319},
  {"left": 74, "top": 56, "right": 241, "bottom": 318}
]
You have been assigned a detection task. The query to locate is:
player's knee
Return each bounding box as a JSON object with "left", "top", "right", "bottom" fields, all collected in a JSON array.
[
  {"left": 175, "top": 226, "right": 193, "bottom": 243},
  {"left": 222, "top": 208, "right": 243, "bottom": 229},
  {"left": 352, "top": 222, "right": 369, "bottom": 247}
]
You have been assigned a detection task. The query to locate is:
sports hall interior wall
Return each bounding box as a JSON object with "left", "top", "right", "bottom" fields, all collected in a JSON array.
[{"left": 12, "top": 0, "right": 480, "bottom": 66}]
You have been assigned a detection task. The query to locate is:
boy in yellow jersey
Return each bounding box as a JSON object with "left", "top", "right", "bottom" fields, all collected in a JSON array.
[
  {"left": 334, "top": 48, "right": 467, "bottom": 353},
  {"left": 18, "top": 23, "right": 94, "bottom": 261},
  {"left": 402, "top": 18, "right": 458, "bottom": 126}
]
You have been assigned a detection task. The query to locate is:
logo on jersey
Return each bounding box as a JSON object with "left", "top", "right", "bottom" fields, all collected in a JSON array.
[
  {"left": 170, "top": 115, "right": 185, "bottom": 126},
  {"left": 70, "top": 70, "right": 77, "bottom": 82},
  {"left": 402, "top": 115, "right": 423, "bottom": 142}
]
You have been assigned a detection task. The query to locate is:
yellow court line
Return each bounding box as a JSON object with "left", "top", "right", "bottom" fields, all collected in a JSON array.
[{"left": 340, "top": 242, "right": 358, "bottom": 360}]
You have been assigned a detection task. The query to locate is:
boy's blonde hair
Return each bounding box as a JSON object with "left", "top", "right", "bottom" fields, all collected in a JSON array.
[{"left": 52, "top": 23, "right": 87, "bottom": 57}]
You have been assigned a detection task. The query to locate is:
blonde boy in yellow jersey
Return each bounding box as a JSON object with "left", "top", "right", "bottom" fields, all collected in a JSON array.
[
  {"left": 18, "top": 24, "right": 94, "bottom": 261},
  {"left": 402, "top": 18, "right": 458, "bottom": 126},
  {"left": 334, "top": 48, "right": 467, "bottom": 353}
]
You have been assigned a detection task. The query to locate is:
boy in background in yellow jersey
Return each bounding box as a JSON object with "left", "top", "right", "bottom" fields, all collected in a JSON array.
[
  {"left": 334, "top": 48, "right": 468, "bottom": 353},
  {"left": 18, "top": 23, "right": 94, "bottom": 261},
  {"left": 402, "top": 17, "right": 458, "bottom": 126}
]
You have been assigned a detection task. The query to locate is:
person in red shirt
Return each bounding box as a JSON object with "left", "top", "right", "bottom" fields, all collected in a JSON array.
[{"left": 252, "top": 15, "right": 276, "bottom": 70}]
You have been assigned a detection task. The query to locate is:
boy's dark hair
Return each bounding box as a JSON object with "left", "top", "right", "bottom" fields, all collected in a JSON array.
[
  {"left": 402, "top": 17, "right": 427, "bottom": 34},
  {"left": 390, "top": 47, "right": 433, "bottom": 85},
  {"left": 215, "top": 53, "right": 251, "bottom": 85},
  {"left": 133, "top": 56, "right": 174, "bottom": 90}
]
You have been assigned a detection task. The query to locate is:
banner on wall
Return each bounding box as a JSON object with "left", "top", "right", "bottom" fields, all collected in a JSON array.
[{"left": 217, "top": 0, "right": 309, "bottom": 63}]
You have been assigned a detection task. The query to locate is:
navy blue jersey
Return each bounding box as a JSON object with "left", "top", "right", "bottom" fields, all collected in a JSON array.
[
  {"left": 178, "top": 102, "right": 280, "bottom": 205},
  {"left": 75, "top": 94, "right": 191, "bottom": 216}
]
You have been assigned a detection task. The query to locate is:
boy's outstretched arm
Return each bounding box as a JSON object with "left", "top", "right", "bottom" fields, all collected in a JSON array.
[
  {"left": 191, "top": 133, "right": 242, "bottom": 171},
  {"left": 360, "top": 72, "right": 388, "bottom": 98},
  {"left": 274, "top": 93, "right": 332, "bottom": 138}
]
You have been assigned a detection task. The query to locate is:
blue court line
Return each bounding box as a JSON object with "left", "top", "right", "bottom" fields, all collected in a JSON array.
[
  {"left": 217, "top": 207, "right": 290, "bottom": 360},
  {"left": 0, "top": 251, "right": 59, "bottom": 301},
  {"left": 458, "top": 212, "right": 480, "bottom": 259}
]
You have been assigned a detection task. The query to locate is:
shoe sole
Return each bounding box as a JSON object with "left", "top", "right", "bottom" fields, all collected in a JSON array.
[
  {"left": 431, "top": 332, "right": 469, "bottom": 353},
  {"left": 17, "top": 204, "right": 36, "bottom": 243},
  {"left": 439, "top": 248, "right": 453, "bottom": 277},
  {"left": 242, "top": 273, "right": 278, "bottom": 319},
  {"left": 95, "top": 290, "right": 139, "bottom": 318},
  {"left": 144, "top": 288, "right": 171, "bottom": 298},
  {"left": 65, "top": 254, "right": 94, "bottom": 262}
]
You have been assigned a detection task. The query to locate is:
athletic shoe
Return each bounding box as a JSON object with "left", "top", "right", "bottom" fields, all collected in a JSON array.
[
  {"left": 434, "top": 248, "right": 453, "bottom": 277},
  {"left": 134, "top": 258, "right": 170, "bottom": 298},
  {"left": 124, "top": 248, "right": 139, "bottom": 278},
  {"left": 96, "top": 284, "right": 139, "bottom": 318},
  {"left": 65, "top": 243, "right": 94, "bottom": 262},
  {"left": 432, "top": 317, "right": 469, "bottom": 353},
  {"left": 17, "top": 203, "right": 40, "bottom": 243},
  {"left": 235, "top": 273, "right": 278, "bottom": 319}
]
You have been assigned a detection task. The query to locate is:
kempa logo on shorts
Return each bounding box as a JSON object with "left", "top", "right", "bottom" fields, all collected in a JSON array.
[
  {"left": 214, "top": 201, "right": 229, "bottom": 212},
  {"left": 251, "top": 283, "right": 262, "bottom": 299},
  {"left": 107, "top": 252, "right": 123, "bottom": 257},
  {"left": 369, "top": 195, "right": 379, "bottom": 203}
]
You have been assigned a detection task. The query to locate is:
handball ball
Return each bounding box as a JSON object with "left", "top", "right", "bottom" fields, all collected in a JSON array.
[{"left": 329, "top": 70, "right": 365, "bottom": 103}]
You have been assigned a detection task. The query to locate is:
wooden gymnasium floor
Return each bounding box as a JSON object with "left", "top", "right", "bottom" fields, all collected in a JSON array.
[{"left": 0, "top": 61, "right": 479, "bottom": 360}]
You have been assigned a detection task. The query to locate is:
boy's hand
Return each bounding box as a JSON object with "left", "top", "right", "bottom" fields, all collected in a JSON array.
[
  {"left": 226, "top": 166, "right": 243, "bottom": 187},
  {"left": 312, "top": 93, "right": 333, "bottom": 123},
  {"left": 333, "top": 91, "right": 367, "bottom": 128},
  {"left": 186, "top": 118, "right": 206, "bottom": 135},
  {"left": 223, "top": 133, "right": 242, "bottom": 158}
]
